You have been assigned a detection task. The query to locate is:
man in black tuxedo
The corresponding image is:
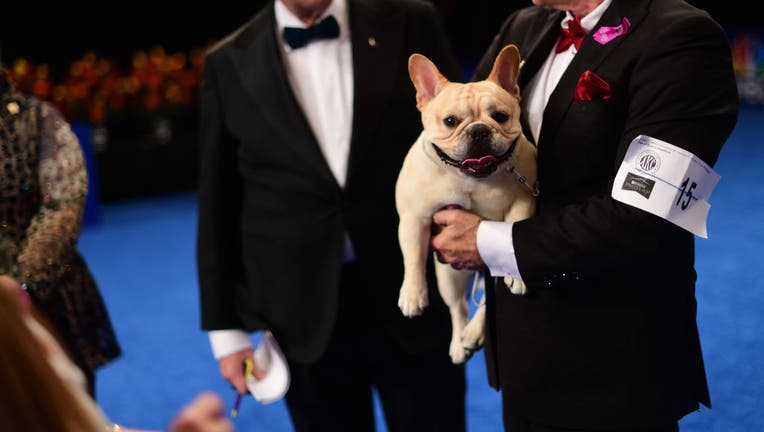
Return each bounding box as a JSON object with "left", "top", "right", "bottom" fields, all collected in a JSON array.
[
  {"left": 430, "top": 0, "right": 739, "bottom": 431},
  {"left": 196, "top": 0, "right": 466, "bottom": 430}
]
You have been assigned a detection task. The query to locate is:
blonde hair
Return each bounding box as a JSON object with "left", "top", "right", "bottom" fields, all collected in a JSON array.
[{"left": 0, "top": 277, "right": 108, "bottom": 431}]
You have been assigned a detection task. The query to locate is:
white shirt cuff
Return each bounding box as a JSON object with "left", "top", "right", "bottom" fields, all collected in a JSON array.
[
  {"left": 477, "top": 221, "right": 523, "bottom": 280},
  {"left": 208, "top": 329, "right": 253, "bottom": 360}
]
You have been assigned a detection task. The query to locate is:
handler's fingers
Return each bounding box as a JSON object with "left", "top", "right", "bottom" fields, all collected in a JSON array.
[
  {"left": 431, "top": 220, "right": 442, "bottom": 236},
  {"left": 432, "top": 210, "right": 453, "bottom": 226},
  {"left": 434, "top": 250, "right": 447, "bottom": 264},
  {"left": 219, "top": 349, "right": 253, "bottom": 394},
  {"left": 433, "top": 205, "right": 468, "bottom": 225}
]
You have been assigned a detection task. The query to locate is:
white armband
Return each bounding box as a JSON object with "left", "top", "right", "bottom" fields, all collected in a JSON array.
[{"left": 612, "top": 135, "right": 720, "bottom": 238}]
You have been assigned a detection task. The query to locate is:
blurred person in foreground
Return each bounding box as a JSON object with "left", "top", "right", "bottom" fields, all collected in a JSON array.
[
  {"left": 196, "top": 0, "right": 468, "bottom": 430},
  {"left": 0, "top": 63, "right": 121, "bottom": 396},
  {"left": 429, "top": 0, "right": 739, "bottom": 430},
  {"left": 0, "top": 274, "right": 233, "bottom": 432}
]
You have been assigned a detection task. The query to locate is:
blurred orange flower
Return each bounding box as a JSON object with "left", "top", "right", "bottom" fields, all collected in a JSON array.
[{"left": 9, "top": 42, "right": 214, "bottom": 125}]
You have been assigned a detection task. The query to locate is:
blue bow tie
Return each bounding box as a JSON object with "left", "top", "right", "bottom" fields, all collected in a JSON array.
[{"left": 283, "top": 15, "right": 340, "bottom": 50}]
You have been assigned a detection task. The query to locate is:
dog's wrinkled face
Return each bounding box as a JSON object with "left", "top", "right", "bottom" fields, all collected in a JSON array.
[
  {"left": 409, "top": 45, "right": 523, "bottom": 178},
  {"left": 422, "top": 81, "right": 523, "bottom": 178}
]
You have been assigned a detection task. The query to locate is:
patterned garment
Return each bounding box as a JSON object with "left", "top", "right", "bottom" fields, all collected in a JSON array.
[{"left": 0, "top": 69, "right": 121, "bottom": 376}]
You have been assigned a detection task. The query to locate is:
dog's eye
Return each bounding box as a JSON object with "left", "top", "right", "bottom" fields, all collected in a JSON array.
[
  {"left": 443, "top": 116, "right": 459, "bottom": 128},
  {"left": 492, "top": 112, "right": 510, "bottom": 123}
]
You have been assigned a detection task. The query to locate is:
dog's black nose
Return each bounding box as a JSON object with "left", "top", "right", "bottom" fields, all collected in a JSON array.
[
  {"left": 466, "top": 124, "right": 493, "bottom": 156},
  {"left": 468, "top": 124, "right": 491, "bottom": 142}
]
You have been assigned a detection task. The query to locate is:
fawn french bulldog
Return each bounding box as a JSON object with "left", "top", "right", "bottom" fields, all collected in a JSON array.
[{"left": 395, "top": 45, "right": 537, "bottom": 364}]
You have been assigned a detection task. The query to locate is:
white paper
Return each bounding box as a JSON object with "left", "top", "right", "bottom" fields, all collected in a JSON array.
[
  {"left": 611, "top": 135, "right": 720, "bottom": 238},
  {"left": 247, "top": 331, "right": 290, "bottom": 404}
]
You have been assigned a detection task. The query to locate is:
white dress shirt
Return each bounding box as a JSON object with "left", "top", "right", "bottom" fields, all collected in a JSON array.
[
  {"left": 477, "top": 0, "right": 612, "bottom": 281},
  {"left": 278, "top": 0, "right": 354, "bottom": 188},
  {"left": 209, "top": 0, "right": 354, "bottom": 359}
]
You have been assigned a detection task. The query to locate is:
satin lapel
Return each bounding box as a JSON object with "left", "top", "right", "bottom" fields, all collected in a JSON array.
[
  {"left": 537, "top": 0, "right": 648, "bottom": 146},
  {"left": 518, "top": 11, "right": 566, "bottom": 90},
  {"left": 517, "top": 10, "right": 565, "bottom": 144},
  {"left": 231, "top": 2, "right": 337, "bottom": 186},
  {"left": 344, "top": 0, "right": 405, "bottom": 186}
]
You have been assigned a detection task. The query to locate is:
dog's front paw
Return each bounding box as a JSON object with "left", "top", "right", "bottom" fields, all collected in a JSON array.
[
  {"left": 398, "top": 286, "right": 429, "bottom": 317},
  {"left": 504, "top": 276, "right": 528, "bottom": 295}
]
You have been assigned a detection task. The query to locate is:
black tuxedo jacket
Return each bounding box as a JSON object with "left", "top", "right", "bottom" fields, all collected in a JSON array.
[
  {"left": 197, "top": 0, "right": 463, "bottom": 363},
  {"left": 473, "top": 0, "right": 739, "bottom": 428}
]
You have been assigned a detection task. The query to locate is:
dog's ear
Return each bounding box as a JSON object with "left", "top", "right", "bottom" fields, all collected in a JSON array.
[
  {"left": 487, "top": 44, "right": 521, "bottom": 99},
  {"left": 408, "top": 53, "right": 450, "bottom": 111}
]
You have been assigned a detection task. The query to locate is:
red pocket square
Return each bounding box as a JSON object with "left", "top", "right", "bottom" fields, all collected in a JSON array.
[{"left": 574, "top": 70, "right": 611, "bottom": 101}]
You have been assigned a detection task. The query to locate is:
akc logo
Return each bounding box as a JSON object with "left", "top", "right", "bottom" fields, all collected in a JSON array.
[{"left": 636, "top": 150, "right": 661, "bottom": 173}]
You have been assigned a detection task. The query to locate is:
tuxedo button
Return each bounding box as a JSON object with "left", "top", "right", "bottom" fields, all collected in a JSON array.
[{"left": 543, "top": 273, "right": 559, "bottom": 287}]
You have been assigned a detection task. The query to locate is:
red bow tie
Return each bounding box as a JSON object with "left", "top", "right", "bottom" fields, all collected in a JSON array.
[{"left": 556, "top": 16, "right": 587, "bottom": 53}]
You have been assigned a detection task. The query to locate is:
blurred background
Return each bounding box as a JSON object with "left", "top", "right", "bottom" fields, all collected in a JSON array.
[{"left": 2, "top": 1, "right": 762, "bottom": 431}]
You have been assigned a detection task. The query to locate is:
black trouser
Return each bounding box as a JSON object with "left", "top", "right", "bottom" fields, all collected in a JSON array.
[{"left": 284, "top": 263, "right": 466, "bottom": 432}]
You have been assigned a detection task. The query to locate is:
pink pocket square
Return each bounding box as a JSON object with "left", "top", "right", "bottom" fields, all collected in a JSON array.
[
  {"left": 574, "top": 70, "right": 611, "bottom": 101},
  {"left": 593, "top": 17, "right": 631, "bottom": 45}
]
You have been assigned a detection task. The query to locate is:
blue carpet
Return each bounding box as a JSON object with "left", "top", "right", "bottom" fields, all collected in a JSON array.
[{"left": 80, "top": 106, "right": 764, "bottom": 431}]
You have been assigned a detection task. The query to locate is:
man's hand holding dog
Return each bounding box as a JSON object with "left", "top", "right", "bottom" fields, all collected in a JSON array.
[{"left": 431, "top": 207, "right": 485, "bottom": 270}]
